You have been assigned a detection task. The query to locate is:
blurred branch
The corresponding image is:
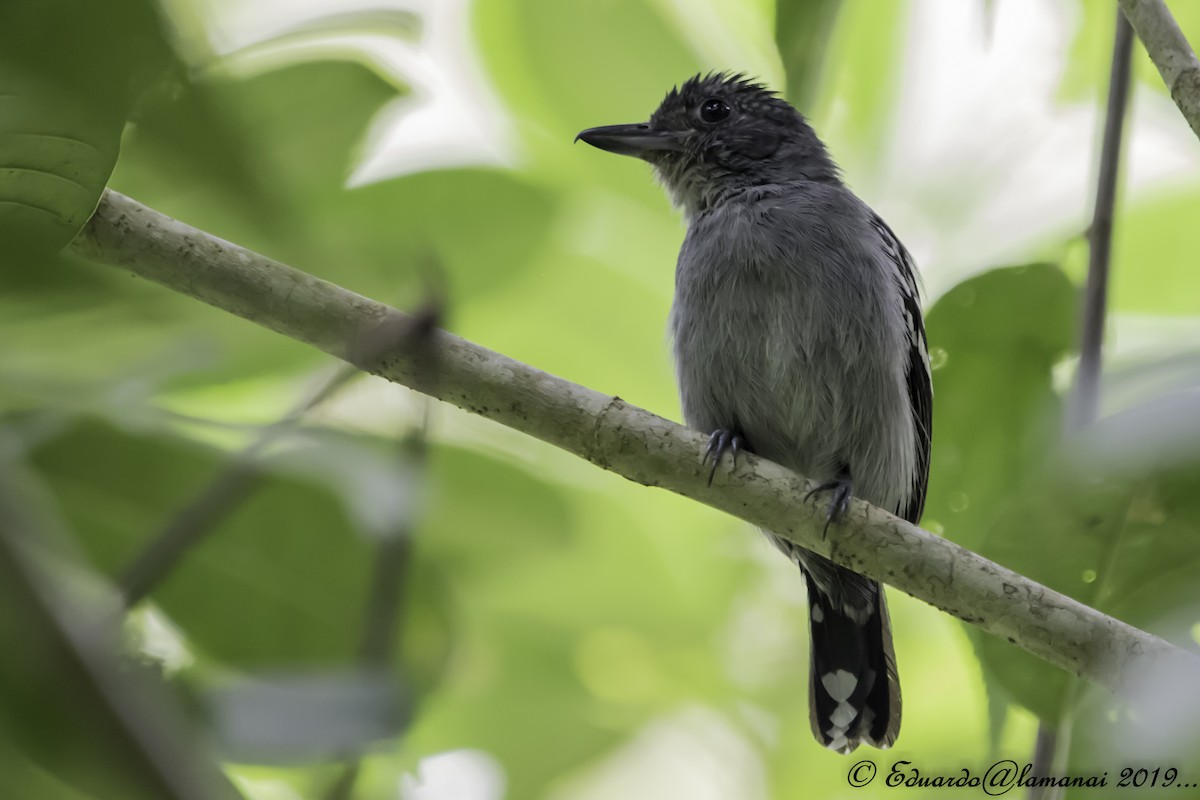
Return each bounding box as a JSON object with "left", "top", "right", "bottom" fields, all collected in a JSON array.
[
  {"left": 118, "top": 302, "right": 437, "bottom": 607},
  {"left": 1036, "top": 12, "right": 1135, "bottom": 794},
  {"left": 1119, "top": 0, "right": 1200, "bottom": 139},
  {"left": 325, "top": 309, "right": 437, "bottom": 800},
  {"left": 0, "top": 473, "right": 245, "bottom": 800},
  {"left": 118, "top": 363, "right": 360, "bottom": 606},
  {"left": 70, "top": 189, "right": 1200, "bottom": 702}
]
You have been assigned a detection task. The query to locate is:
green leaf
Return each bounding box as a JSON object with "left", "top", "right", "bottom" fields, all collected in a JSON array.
[
  {"left": 111, "top": 58, "right": 400, "bottom": 271},
  {"left": 0, "top": 0, "right": 169, "bottom": 255},
  {"left": 0, "top": 476, "right": 241, "bottom": 800},
  {"left": 919, "top": 264, "right": 1078, "bottom": 729},
  {"left": 22, "top": 416, "right": 583, "bottom": 692},
  {"left": 0, "top": 743, "right": 93, "bottom": 800},
  {"left": 330, "top": 169, "right": 556, "bottom": 303},
  {"left": 0, "top": 75, "right": 122, "bottom": 255},
  {"left": 27, "top": 417, "right": 374, "bottom": 666},
  {"left": 923, "top": 263, "right": 1078, "bottom": 550},
  {"left": 7, "top": 59, "right": 405, "bottom": 398},
  {"left": 976, "top": 397, "right": 1200, "bottom": 724}
]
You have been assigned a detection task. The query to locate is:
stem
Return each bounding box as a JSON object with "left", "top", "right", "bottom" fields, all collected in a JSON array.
[
  {"left": 1033, "top": 11, "right": 1134, "bottom": 797},
  {"left": 323, "top": 307, "right": 438, "bottom": 800},
  {"left": 1069, "top": 10, "right": 1135, "bottom": 431}
]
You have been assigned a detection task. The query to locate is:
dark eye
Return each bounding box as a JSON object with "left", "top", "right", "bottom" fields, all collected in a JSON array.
[{"left": 699, "top": 97, "right": 731, "bottom": 123}]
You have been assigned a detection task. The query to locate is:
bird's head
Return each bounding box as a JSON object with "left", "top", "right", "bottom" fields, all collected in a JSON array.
[{"left": 576, "top": 72, "right": 839, "bottom": 214}]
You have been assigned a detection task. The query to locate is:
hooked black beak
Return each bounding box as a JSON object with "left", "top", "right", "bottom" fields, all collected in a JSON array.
[{"left": 575, "top": 123, "right": 683, "bottom": 158}]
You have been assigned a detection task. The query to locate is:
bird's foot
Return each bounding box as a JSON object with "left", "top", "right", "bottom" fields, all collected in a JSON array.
[
  {"left": 805, "top": 472, "right": 853, "bottom": 538},
  {"left": 701, "top": 429, "right": 744, "bottom": 486}
]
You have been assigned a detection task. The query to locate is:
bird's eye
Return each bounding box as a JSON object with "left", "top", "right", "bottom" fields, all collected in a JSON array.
[{"left": 699, "top": 97, "right": 731, "bottom": 123}]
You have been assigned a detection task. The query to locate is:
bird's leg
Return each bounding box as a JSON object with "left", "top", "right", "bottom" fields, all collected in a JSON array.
[
  {"left": 804, "top": 468, "right": 853, "bottom": 538},
  {"left": 701, "top": 429, "right": 745, "bottom": 486}
]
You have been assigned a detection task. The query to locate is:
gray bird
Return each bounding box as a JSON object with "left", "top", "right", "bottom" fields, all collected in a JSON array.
[{"left": 576, "top": 72, "right": 932, "bottom": 753}]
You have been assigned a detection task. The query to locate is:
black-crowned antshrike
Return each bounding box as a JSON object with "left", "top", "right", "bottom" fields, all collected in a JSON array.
[{"left": 577, "top": 72, "right": 932, "bottom": 753}]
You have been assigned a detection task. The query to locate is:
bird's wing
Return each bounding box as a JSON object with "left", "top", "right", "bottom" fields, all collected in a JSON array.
[{"left": 870, "top": 214, "right": 932, "bottom": 525}]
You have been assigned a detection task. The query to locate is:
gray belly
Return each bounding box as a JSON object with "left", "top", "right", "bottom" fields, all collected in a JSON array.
[
  {"left": 673, "top": 294, "right": 840, "bottom": 476},
  {"left": 670, "top": 288, "right": 914, "bottom": 516}
]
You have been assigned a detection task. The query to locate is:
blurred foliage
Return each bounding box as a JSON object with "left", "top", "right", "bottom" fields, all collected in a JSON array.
[{"left": 4, "top": 1, "right": 1200, "bottom": 799}]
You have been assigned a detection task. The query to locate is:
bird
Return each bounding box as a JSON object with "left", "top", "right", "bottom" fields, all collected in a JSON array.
[{"left": 576, "top": 72, "right": 932, "bottom": 753}]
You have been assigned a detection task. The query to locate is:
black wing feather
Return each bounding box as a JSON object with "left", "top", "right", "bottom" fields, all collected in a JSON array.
[{"left": 870, "top": 214, "right": 932, "bottom": 525}]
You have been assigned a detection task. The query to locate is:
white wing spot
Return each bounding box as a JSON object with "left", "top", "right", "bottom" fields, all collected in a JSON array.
[{"left": 811, "top": 604, "right": 824, "bottom": 623}]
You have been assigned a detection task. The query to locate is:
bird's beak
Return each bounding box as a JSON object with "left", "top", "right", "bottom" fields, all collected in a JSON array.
[{"left": 575, "top": 123, "right": 683, "bottom": 158}]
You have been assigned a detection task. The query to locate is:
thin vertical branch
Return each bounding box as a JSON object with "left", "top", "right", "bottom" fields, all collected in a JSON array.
[
  {"left": 355, "top": 307, "right": 439, "bottom": 669},
  {"left": 1031, "top": 10, "right": 1134, "bottom": 799},
  {"left": 324, "top": 302, "right": 439, "bottom": 800},
  {"left": 1069, "top": 9, "right": 1135, "bottom": 430}
]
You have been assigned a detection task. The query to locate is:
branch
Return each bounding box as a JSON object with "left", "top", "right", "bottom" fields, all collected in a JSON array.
[
  {"left": 69, "top": 189, "right": 1199, "bottom": 700},
  {"left": 119, "top": 311, "right": 434, "bottom": 607},
  {"left": 0, "top": 470, "right": 245, "bottom": 800},
  {"left": 1071, "top": 10, "right": 1134, "bottom": 430},
  {"left": 1119, "top": 0, "right": 1200, "bottom": 140}
]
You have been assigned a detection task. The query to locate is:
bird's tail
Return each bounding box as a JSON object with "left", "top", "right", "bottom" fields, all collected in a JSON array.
[{"left": 805, "top": 572, "right": 900, "bottom": 753}]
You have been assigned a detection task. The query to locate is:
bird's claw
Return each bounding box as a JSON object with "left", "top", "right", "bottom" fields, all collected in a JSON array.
[
  {"left": 702, "top": 429, "right": 743, "bottom": 486},
  {"left": 805, "top": 474, "right": 853, "bottom": 538}
]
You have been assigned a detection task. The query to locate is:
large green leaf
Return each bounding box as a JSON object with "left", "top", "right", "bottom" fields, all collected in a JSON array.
[
  {"left": 0, "top": 74, "right": 122, "bottom": 256},
  {"left": 111, "top": 58, "right": 400, "bottom": 282},
  {"left": 923, "top": 263, "right": 1078, "bottom": 550},
  {"left": 0, "top": 0, "right": 167, "bottom": 256}
]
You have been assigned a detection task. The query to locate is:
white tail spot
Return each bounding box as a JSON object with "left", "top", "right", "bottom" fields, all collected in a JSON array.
[
  {"left": 830, "top": 701, "right": 857, "bottom": 728},
  {"left": 821, "top": 670, "right": 858, "bottom": 702}
]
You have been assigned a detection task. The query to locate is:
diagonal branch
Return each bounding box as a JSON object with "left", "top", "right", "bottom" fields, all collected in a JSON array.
[
  {"left": 0, "top": 471, "right": 246, "bottom": 800},
  {"left": 69, "top": 189, "right": 1199, "bottom": 700},
  {"left": 1119, "top": 0, "right": 1200, "bottom": 140}
]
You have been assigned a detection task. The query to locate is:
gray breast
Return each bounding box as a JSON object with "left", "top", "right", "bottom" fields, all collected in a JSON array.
[{"left": 669, "top": 185, "right": 916, "bottom": 515}]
